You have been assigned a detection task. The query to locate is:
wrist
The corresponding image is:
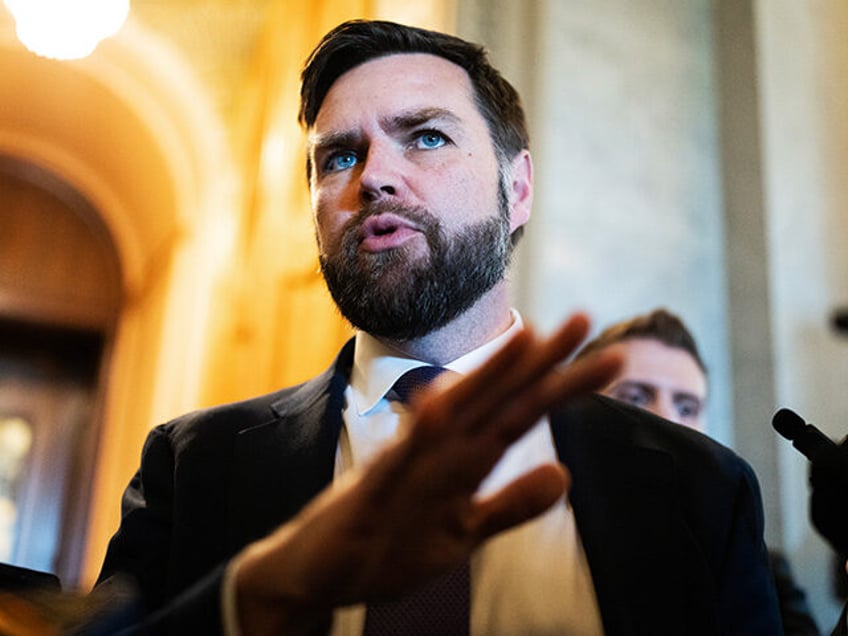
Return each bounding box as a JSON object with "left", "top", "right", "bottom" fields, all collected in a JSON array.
[{"left": 233, "top": 542, "right": 333, "bottom": 636}]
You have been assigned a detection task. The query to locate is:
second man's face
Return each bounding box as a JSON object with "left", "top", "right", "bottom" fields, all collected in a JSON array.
[{"left": 601, "top": 338, "right": 708, "bottom": 431}]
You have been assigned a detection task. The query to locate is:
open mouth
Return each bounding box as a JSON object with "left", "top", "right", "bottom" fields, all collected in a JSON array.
[{"left": 358, "top": 213, "right": 421, "bottom": 252}]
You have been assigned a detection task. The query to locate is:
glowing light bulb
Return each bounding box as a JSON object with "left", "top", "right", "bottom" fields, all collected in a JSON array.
[{"left": 4, "top": 0, "right": 130, "bottom": 60}]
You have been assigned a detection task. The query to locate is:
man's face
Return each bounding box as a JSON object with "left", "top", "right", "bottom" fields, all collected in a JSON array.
[
  {"left": 601, "top": 338, "right": 708, "bottom": 432},
  {"left": 306, "top": 53, "right": 531, "bottom": 340}
]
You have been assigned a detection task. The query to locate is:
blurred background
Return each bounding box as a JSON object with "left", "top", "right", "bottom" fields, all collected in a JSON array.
[{"left": 0, "top": 0, "right": 845, "bottom": 629}]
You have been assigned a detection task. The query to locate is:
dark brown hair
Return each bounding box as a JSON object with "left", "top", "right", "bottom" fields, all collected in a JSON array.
[
  {"left": 299, "top": 19, "right": 529, "bottom": 168},
  {"left": 576, "top": 308, "right": 708, "bottom": 374}
]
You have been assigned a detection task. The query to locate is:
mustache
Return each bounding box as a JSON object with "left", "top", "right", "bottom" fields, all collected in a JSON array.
[{"left": 347, "top": 200, "right": 438, "bottom": 232}]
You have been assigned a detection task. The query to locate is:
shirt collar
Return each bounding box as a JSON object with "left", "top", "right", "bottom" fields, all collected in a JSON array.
[{"left": 350, "top": 309, "right": 524, "bottom": 415}]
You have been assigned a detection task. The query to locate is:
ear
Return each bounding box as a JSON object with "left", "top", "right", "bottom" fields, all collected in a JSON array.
[{"left": 506, "top": 150, "right": 533, "bottom": 233}]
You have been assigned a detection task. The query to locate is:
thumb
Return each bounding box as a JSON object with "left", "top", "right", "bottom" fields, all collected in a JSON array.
[{"left": 470, "top": 463, "right": 569, "bottom": 543}]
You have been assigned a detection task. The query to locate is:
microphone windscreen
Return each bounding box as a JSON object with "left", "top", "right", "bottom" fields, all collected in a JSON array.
[
  {"left": 772, "top": 408, "right": 806, "bottom": 441},
  {"left": 834, "top": 309, "right": 848, "bottom": 334}
]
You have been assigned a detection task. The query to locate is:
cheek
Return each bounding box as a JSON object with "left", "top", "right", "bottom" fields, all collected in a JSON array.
[
  {"left": 682, "top": 416, "right": 705, "bottom": 433},
  {"left": 431, "top": 167, "right": 498, "bottom": 225},
  {"left": 313, "top": 207, "right": 343, "bottom": 256},
  {"left": 313, "top": 189, "right": 354, "bottom": 249}
]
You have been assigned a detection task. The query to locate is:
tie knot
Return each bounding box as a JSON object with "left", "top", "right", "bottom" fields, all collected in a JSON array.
[{"left": 391, "top": 366, "right": 450, "bottom": 404}]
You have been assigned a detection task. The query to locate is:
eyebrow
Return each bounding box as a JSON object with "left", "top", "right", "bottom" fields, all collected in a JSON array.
[
  {"left": 612, "top": 380, "right": 655, "bottom": 394},
  {"left": 672, "top": 392, "right": 704, "bottom": 405},
  {"left": 613, "top": 381, "right": 704, "bottom": 406},
  {"left": 308, "top": 130, "right": 360, "bottom": 159},
  {"left": 308, "top": 107, "right": 464, "bottom": 154},
  {"left": 382, "top": 107, "right": 463, "bottom": 133}
]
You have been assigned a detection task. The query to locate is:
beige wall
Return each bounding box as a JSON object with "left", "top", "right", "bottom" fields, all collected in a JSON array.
[
  {"left": 757, "top": 0, "right": 848, "bottom": 625},
  {"left": 458, "top": 0, "right": 847, "bottom": 627}
]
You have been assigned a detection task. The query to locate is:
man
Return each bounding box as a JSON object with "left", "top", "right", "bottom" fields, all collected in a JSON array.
[
  {"left": 97, "top": 20, "right": 781, "bottom": 635},
  {"left": 574, "top": 308, "right": 709, "bottom": 432},
  {"left": 576, "top": 307, "right": 821, "bottom": 635}
]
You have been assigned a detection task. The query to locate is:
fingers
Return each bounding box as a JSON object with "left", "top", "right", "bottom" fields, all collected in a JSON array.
[
  {"left": 416, "top": 314, "right": 620, "bottom": 445},
  {"left": 470, "top": 463, "right": 570, "bottom": 542},
  {"left": 503, "top": 338, "right": 623, "bottom": 413},
  {"left": 492, "top": 346, "right": 622, "bottom": 441},
  {"left": 403, "top": 314, "right": 621, "bottom": 497},
  {"left": 447, "top": 313, "right": 590, "bottom": 413}
]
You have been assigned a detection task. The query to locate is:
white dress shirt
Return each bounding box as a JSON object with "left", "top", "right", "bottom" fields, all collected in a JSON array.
[{"left": 331, "top": 311, "right": 604, "bottom": 636}]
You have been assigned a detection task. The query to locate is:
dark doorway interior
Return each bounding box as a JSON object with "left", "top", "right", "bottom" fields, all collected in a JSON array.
[{"left": 0, "top": 318, "right": 104, "bottom": 586}]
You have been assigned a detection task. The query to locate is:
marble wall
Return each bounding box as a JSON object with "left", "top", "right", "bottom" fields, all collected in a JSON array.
[{"left": 458, "top": 0, "right": 847, "bottom": 627}]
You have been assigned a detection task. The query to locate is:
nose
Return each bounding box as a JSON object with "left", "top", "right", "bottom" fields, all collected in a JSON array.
[{"left": 359, "top": 142, "right": 401, "bottom": 204}]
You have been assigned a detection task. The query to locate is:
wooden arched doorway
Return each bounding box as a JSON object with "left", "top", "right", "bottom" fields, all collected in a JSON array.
[{"left": 0, "top": 155, "right": 120, "bottom": 586}]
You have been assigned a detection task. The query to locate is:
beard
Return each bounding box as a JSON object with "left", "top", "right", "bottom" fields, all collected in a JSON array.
[{"left": 319, "top": 195, "right": 513, "bottom": 341}]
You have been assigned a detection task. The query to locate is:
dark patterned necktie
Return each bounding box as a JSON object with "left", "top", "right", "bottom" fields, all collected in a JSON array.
[
  {"left": 389, "top": 365, "right": 452, "bottom": 403},
  {"left": 363, "top": 366, "right": 471, "bottom": 636}
]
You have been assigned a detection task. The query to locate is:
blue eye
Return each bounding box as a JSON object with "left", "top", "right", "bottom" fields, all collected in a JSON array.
[
  {"left": 675, "top": 398, "right": 702, "bottom": 419},
  {"left": 325, "top": 152, "right": 357, "bottom": 172},
  {"left": 608, "top": 383, "right": 654, "bottom": 409},
  {"left": 415, "top": 131, "right": 446, "bottom": 149}
]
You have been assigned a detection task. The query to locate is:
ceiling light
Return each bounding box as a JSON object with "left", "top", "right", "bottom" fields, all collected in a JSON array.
[{"left": 4, "top": 0, "right": 130, "bottom": 60}]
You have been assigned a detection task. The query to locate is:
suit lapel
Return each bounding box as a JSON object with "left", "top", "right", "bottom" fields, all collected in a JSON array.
[
  {"left": 550, "top": 396, "right": 704, "bottom": 635},
  {"left": 225, "top": 340, "right": 354, "bottom": 552}
]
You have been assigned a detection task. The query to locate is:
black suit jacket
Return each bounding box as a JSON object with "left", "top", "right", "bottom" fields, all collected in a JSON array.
[
  {"left": 98, "top": 339, "right": 782, "bottom": 634},
  {"left": 832, "top": 606, "right": 847, "bottom": 636}
]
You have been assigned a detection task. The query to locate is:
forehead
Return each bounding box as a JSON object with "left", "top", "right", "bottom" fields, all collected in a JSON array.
[
  {"left": 312, "top": 53, "right": 479, "bottom": 131},
  {"left": 611, "top": 339, "right": 708, "bottom": 396}
]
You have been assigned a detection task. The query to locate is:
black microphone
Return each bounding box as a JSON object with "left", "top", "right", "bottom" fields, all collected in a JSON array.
[
  {"left": 772, "top": 407, "right": 837, "bottom": 463},
  {"left": 773, "top": 407, "right": 848, "bottom": 554},
  {"left": 834, "top": 308, "right": 848, "bottom": 334}
]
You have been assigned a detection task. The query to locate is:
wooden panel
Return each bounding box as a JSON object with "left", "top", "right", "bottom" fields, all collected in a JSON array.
[{"left": 0, "top": 163, "right": 120, "bottom": 329}]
